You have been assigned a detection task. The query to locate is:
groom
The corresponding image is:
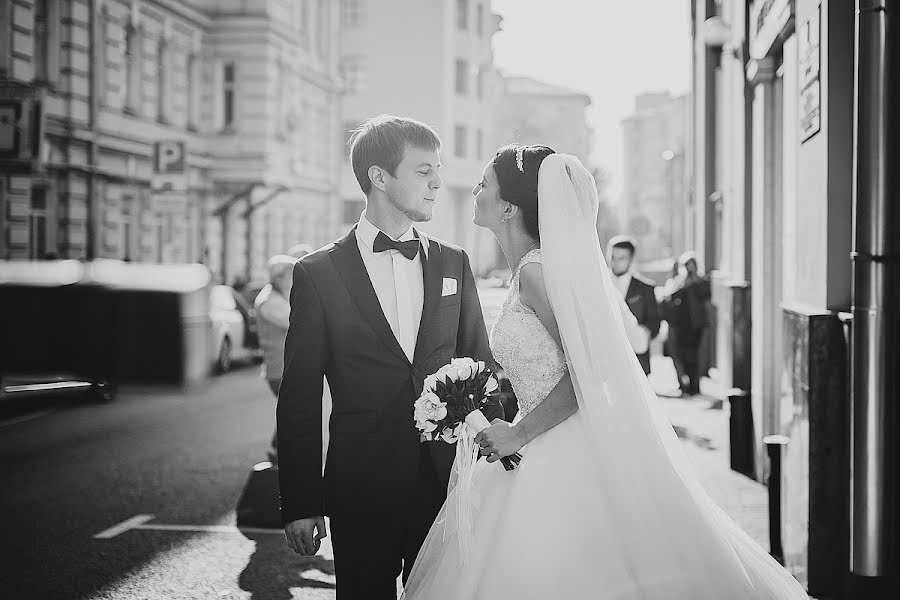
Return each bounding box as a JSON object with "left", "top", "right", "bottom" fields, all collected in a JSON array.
[{"left": 277, "top": 114, "right": 500, "bottom": 599}]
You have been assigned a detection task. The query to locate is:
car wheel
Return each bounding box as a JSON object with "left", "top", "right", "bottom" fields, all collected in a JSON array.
[
  {"left": 216, "top": 337, "right": 233, "bottom": 374},
  {"left": 90, "top": 379, "right": 117, "bottom": 403}
]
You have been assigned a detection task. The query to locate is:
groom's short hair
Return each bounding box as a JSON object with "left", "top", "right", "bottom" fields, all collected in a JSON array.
[{"left": 348, "top": 115, "right": 442, "bottom": 196}]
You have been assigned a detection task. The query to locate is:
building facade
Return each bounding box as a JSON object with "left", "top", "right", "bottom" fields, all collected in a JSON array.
[
  {"left": 688, "top": 1, "right": 900, "bottom": 597},
  {"left": 620, "top": 92, "right": 689, "bottom": 261},
  {"left": 337, "top": 0, "right": 502, "bottom": 275},
  {"left": 1, "top": 0, "right": 95, "bottom": 261},
  {"left": 1, "top": 0, "right": 343, "bottom": 288},
  {"left": 494, "top": 74, "right": 592, "bottom": 164}
]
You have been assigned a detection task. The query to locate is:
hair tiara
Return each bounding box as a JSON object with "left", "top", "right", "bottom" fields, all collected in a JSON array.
[{"left": 515, "top": 146, "right": 525, "bottom": 173}]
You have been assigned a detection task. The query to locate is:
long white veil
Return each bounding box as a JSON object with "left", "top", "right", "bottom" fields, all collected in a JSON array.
[{"left": 537, "top": 153, "right": 807, "bottom": 598}]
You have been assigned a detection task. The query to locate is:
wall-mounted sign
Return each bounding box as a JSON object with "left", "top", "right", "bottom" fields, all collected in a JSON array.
[
  {"left": 152, "top": 140, "right": 187, "bottom": 191},
  {"left": 799, "top": 6, "right": 821, "bottom": 143},
  {"left": 799, "top": 5, "right": 820, "bottom": 90},
  {"left": 800, "top": 79, "right": 821, "bottom": 142},
  {"left": 750, "top": 0, "right": 794, "bottom": 60}
]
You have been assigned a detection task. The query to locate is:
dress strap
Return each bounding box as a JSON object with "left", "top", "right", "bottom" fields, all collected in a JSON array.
[{"left": 513, "top": 248, "right": 542, "bottom": 279}]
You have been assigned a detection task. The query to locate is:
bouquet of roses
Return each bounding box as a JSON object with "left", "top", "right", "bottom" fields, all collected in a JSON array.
[{"left": 414, "top": 357, "right": 522, "bottom": 471}]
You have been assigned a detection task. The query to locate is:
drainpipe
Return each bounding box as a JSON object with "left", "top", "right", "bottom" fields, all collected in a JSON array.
[{"left": 851, "top": 0, "right": 899, "bottom": 578}]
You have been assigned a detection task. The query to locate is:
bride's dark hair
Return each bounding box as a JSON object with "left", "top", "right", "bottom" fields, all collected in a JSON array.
[{"left": 492, "top": 144, "right": 556, "bottom": 240}]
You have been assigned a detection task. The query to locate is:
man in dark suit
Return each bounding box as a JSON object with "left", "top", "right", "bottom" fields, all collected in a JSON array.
[
  {"left": 607, "top": 235, "right": 661, "bottom": 375},
  {"left": 277, "top": 115, "right": 500, "bottom": 600}
]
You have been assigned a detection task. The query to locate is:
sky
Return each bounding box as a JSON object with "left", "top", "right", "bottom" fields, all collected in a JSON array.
[{"left": 491, "top": 0, "right": 692, "bottom": 203}]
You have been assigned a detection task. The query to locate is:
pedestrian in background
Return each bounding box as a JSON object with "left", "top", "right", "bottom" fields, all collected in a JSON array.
[
  {"left": 662, "top": 251, "right": 711, "bottom": 396},
  {"left": 287, "top": 244, "right": 313, "bottom": 260},
  {"left": 254, "top": 254, "right": 299, "bottom": 462},
  {"left": 607, "top": 235, "right": 661, "bottom": 375}
]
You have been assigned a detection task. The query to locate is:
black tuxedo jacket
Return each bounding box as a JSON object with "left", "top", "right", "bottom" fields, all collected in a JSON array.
[
  {"left": 624, "top": 273, "right": 661, "bottom": 340},
  {"left": 624, "top": 274, "right": 661, "bottom": 374},
  {"left": 276, "top": 227, "right": 499, "bottom": 524}
]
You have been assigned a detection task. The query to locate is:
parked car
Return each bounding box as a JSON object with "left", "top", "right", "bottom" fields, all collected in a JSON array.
[{"left": 210, "top": 285, "right": 260, "bottom": 373}]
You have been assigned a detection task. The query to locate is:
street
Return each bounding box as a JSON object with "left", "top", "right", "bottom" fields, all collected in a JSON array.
[
  {"left": 0, "top": 367, "right": 336, "bottom": 599},
  {"left": 0, "top": 284, "right": 776, "bottom": 599}
]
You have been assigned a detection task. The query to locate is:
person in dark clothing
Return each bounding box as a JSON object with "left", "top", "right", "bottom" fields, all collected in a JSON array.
[
  {"left": 662, "top": 252, "right": 711, "bottom": 395},
  {"left": 607, "top": 235, "right": 661, "bottom": 375}
]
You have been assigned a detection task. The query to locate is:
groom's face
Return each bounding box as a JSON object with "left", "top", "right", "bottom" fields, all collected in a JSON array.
[{"left": 384, "top": 145, "right": 442, "bottom": 222}]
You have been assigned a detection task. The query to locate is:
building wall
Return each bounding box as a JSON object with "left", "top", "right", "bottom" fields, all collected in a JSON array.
[
  {"left": 337, "top": 0, "right": 500, "bottom": 275},
  {"left": 1, "top": 0, "right": 342, "bottom": 288},
  {"left": 620, "top": 92, "right": 688, "bottom": 261},
  {"left": 1, "top": 0, "right": 94, "bottom": 261},
  {"left": 691, "top": 0, "right": 855, "bottom": 594}
]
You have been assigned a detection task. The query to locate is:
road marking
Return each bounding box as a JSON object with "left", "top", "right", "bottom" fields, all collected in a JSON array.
[
  {"left": 94, "top": 514, "right": 284, "bottom": 539},
  {"left": 94, "top": 514, "right": 156, "bottom": 539},
  {"left": 0, "top": 409, "right": 54, "bottom": 428}
]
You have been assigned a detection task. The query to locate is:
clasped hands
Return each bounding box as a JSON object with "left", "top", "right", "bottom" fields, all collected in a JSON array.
[{"left": 474, "top": 419, "right": 526, "bottom": 463}]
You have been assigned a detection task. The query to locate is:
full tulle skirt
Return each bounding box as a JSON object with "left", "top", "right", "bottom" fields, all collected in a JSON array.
[{"left": 401, "top": 412, "right": 808, "bottom": 600}]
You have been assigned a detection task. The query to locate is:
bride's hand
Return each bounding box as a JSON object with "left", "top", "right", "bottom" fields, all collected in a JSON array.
[{"left": 475, "top": 420, "right": 526, "bottom": 462}]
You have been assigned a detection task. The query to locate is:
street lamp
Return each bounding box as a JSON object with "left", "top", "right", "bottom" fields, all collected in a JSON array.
[{"left": 662, "top": 149, "right": 676, "bottom": 254}]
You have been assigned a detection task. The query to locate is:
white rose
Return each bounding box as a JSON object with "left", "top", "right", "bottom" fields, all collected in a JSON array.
[
  {"left": 475, "top": 361, "right": 486, "bottom": 374},
  {"left": 434, "top": 364, "right": 454, "bottom": 384},
  {"left": 415, "top": 392, "right": 448, "bottom": 423},
  {"left": 423, "top": 373, "right": 439, "bottom": 393},
  {"left": 485, "top": 375, "right": 499, "bottom": 394}
]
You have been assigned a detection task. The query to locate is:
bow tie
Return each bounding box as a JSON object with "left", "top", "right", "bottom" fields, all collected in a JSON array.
[{"left": 373, "top": 231, "right": 420, "bottom": 260}]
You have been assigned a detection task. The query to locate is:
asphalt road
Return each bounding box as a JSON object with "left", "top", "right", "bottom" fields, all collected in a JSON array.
[{"left": 0, "top": 366, "right": 337, "bottom": 600}]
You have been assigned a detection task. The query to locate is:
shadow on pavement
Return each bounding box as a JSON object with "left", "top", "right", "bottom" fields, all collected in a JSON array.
[{"left": 239, "top": 536, "right": 336, "bottom": 599}]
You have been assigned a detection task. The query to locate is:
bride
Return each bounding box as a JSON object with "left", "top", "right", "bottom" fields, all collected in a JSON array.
[{"left": 401, "top": 145, "right": 808, "bottom": 599}]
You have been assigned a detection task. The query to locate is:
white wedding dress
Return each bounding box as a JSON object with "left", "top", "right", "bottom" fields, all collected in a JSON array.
[{"left": 401, "top": 156, "right": 809, "bottom": 599}]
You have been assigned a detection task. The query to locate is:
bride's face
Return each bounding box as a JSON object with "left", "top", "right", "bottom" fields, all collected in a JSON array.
[{"left": 472, "top": 162, "right": 505, "bottom": 229}]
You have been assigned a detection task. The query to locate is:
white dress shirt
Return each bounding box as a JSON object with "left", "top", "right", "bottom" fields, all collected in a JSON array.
[
  {"left": 355, "top": 212, "right": 427, "bottom": 362},
  {"left": 612, "top": 271, "right": 633, "bottom": 299},
  {"left": 612, "top": 269, "right": 650, "bottom": 354}
]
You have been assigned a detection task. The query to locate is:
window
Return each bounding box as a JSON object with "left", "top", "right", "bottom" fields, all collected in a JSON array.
[
  {"left": 0, "top": 0, "right": 11, "bottom": 76},
  {"left": 476, "top": 4, "right": 484, "bottom": 37},
  {"left": 456, "top": 0, "right": 468, "bottom": 31},
  {"left": 455, "top": 59, "right": 468, "bottom": 95},
  {"left": 299, "top": 0, "right": 309, "bottom": 31},
  {"left": 124, "top": 19, "right": 140, "bottom": 113},
  {"left": 316, "top": 0, "right": 329, "bottom": 59},
  {"left": 33, "top": 0, "right": 49, "bottom": 81},
  {"left": 156, "top": 37, "right": 168, "bottom": 123},
  {"left": 341, "top": 0, "right": 362, "bottom": 28},
  {"left": 476, "top": 66, "right": 484, "bottom": 99},
  {"left": 454, "top": 125, "right": 466, "bottom": 158},
  {"left": 186, "top": 52, "right": 197, "bottom": 129},
  {"left": 339, "top": 55, "right": 365, "bottom": 93},
  {"left": 29, "top": 187, "right": 49, "bottom": 260},
  {"left": 476, "top": 128, "right": 483, "bottom": 160},
  {"left": 222, "top": 62, "right": 235, "bottom": 130},
  {"left": 343, "top": 199, "right": 365, "bottom": 224}
]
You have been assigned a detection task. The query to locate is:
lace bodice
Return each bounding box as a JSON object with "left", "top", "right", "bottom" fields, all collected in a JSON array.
[{"left": 489, "top": 249, "right": 568, "bottom": 418}]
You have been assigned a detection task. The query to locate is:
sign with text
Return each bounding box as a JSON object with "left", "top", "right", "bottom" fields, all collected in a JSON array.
[
  {"left": 799, "top": 5, "right": 820, "bottom": 90},
  {"left": 153, "top": 141, "right": 187, "bottom": 192},
  {"left": 750, "top": 0, "right": 794, "bottom": 60},
  {"left": 800, "top": 79, "right": 821, "bottom": 142}
]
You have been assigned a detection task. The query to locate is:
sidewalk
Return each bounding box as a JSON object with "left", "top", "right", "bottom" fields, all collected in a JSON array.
[{"left": 647, "top": 355, "right": 771, "bottom": 549}]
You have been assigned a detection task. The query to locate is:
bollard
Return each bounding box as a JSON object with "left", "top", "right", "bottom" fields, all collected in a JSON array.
[
  {"left": 727, "top": 389, "right": 755, "bottom": 478},
  {"left": 763, "top": 434, "right": 790, "bottom": 565}
]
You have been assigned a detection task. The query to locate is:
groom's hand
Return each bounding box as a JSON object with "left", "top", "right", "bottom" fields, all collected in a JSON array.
[{"left": 284, "top": 517, "right": 327, "bottom": 556}]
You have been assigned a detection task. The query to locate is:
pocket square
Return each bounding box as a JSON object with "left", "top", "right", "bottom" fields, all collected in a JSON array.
[{"left": 441, "top": 278, "right": 458, "bottom": 296}]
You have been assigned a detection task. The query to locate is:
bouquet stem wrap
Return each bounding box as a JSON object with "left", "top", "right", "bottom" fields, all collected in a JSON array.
[{"left": 450, "top": 409, "right": 517, "bottom": 564}]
